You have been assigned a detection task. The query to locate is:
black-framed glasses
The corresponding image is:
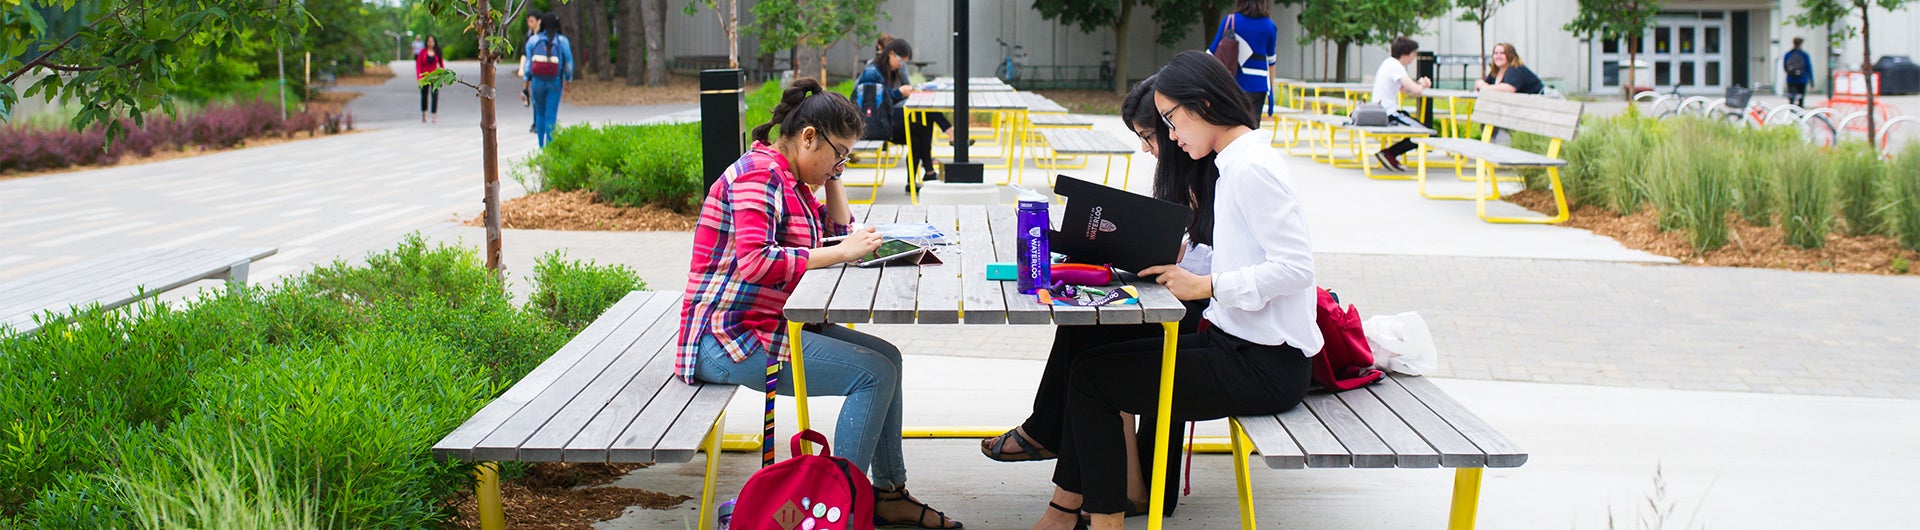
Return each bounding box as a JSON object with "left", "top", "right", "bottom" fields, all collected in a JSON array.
[
  {"left": 1159, "top": 103, "right": 1184, "bottom": 132},
  {"left": 821, "top": 134, "right": 853, "bottom": 171}
]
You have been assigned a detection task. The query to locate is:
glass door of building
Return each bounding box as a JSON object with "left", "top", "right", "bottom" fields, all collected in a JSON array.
[{"left": 1592, "top": 12, "right": 1732, "bottom": 95}]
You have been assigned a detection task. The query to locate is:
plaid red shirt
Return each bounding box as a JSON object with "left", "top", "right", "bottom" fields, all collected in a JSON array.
[{"left": 676, "top": 142, "right": 850, "bottom": 383}]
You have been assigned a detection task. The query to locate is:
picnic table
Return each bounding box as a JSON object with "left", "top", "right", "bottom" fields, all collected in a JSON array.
[
  {"left": 1419, "top": 88, "right": 1480, "bottom": 138},
  {"left": 782, "top": 204, "right": 1192, "bottom": 528},
  {"left": 924, "top": 76, "right": 1015, "bottom": 92},
  {"left": 901, "top": 92, "right": 1032, "bottom": 197}
]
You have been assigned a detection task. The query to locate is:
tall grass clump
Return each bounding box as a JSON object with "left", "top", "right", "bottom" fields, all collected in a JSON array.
[
  {"left": 1892, "top": 143, "right": 1920, "bottom": 251},
  {"left": 1780, "top": 150, "right": 1837, "bottom": 248},
  {"left": 111, "top": 435, "right": 321, "bottom": 530},
  {"left": 1831, "top": 141, "right": 1889, "bottom": 235},
  {"left": 1732, "top": 125, "right": 1803, "bottom": 227}
]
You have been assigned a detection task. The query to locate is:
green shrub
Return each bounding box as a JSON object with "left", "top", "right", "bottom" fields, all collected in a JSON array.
[
  {"left": 1732, "top": 126, "right": 1804, "bottom": 227},
  {"left": 1832, "top": 141, "right": 1889, "bottom": 236},
  {"left": 529, "top": 250, "right": 647, "bottom": 331},
  {"left": 1674, "top": 145, "right": 1737, "bottom": 252},
  {"left": 1893, "top": 143, "right": 1920, "bottom": 251},
  {"left": 744, "top": 79, "right": 784, "bottom": 131},
  {"left": 533, "top": 122, "right": 706, "bottom": 213},
  {"left": 1781, "top": 150, "right": 1837, "bottom": 248},
  {"left": 110, "top": 434, "right": 321, "bottom": 530},
  {"left": 1509, "top": 131, "right": 1553, "bottom": 190}
]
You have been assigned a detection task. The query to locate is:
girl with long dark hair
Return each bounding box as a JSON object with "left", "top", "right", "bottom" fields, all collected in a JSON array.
[
  {"left": 415, "top": 35, "right": 446, "bottom": 123},
  {"left": 855, "top": 38, "right": 955, "bottom": 185}
]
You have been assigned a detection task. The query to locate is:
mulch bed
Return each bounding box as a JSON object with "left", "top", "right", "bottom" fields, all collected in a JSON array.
[
  {"left": 561, "top": 75, "right": 701, "bottom": 107},
  {"left": 470, "top": 189, "right": 698, "bottom": 232},
  {"left": 1508, "top": 189, "right": 1920, "bottom": 275},
  {"left": 442, "top": 462, "right": 692, "bottom": 530},
  {"left": 1032, "top": 89, "right": 1122, "bottom": 115},
  {"left": 334, "top": 64, "right": 396, "bottom": 86}
]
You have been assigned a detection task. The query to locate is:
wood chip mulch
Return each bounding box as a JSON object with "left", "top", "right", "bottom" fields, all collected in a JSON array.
[
  {"left": 442, "top": 463, "right": 691, "bottom": 530},
  {"left": 561, "top": 75, "right": 700, "bottom": 107},
  {"left": 1033, "top": 89, "right": 1122, "bottom": 115},
  {"left": 334, "top": 64, "right": 396, "bottom": 86},
  {"left": 1508, "top": 189, "right": 1920, "bottom": 275},
  {"left": 469, "top": 189, "right": 698, "bottom": 232}
]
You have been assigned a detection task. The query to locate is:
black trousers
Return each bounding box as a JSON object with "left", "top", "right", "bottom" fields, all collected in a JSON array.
[
  {"left": 420, "top": 85, "right": 439, "bottom": 114},
  {"left": 1382, "top": 110, "right": 1424, "bottom": 157},
  {"left": 1052, "top": 326, "right": 1312, "bottom": 515},
  {"left": 1787, "top": 82, "right": 1808, "bottom": 107},
  {"left": 892, "top": 108, "right": 952, "bottom": 176},
  {"left": 1021, "top": 300, "right": 1207, "bottom": 513}
]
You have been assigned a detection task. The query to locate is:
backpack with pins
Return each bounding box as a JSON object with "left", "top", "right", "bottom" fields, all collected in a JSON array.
[{"left": 529, "top": 36, "right": 562, "bottom": 79}]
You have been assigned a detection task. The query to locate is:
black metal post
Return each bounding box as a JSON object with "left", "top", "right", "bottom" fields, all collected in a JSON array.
[
  {"left": 945, "top": 0, "right": 985, "bottom": 183},
  {"left": 700, "top": 69, "right": 746, "bottom": 192}
]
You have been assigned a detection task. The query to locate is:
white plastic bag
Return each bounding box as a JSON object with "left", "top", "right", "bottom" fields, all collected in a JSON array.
[{"left": 1362, "top": 311, "right": 1438, "bottom": 376}]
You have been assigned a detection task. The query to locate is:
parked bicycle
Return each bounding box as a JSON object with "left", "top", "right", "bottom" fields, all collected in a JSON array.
[{"left": 995, "top": 38, "right": 1027, "bottom": 83}]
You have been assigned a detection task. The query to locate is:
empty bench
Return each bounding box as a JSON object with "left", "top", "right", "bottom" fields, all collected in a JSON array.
[
  {"left": 1411, "top": 91, "right": 1584, "bottom": 224},
  {"left": 1228, "top": 374, "right": 1526, "bottom": 529},
  {"left": 433, "top": 291, "right": 734, "bottom": 530},
  {"left": 0, "top": 247, "right": 277, "bottom": 337},
  {"left": 846, "top": 139, "right": 898, "bottom": 205},
  {"left": 1035, "top": 128, "right": 1136, "bottom": 188},
  {"left": 1284, "top": 113, "right": 1437, "bottom": 179}
]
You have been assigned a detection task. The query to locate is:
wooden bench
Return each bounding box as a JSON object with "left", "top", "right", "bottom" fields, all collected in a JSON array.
[
  {"left": 1228, "top": 374, "right": 1526, "bottom": 529},
  {"left": 1035, "top": 128, "right": 1136, "bottom": 188},
  {"left": 1411, "top": 91, "right": 1583, "bottom": 224},
  {"left": 1283, "top": 113, "right": 1437, "bottom": 180},
  {"left": 0, "top": 247, "right": 276, "bottom": 337},
  {"left": 1018, "top": 92, "right": 1071, "bottom": 114},
  {"left": 845, "top": 139, "right": 898, "bottom": 205},
  {"left": 433, "top": 291, "right": 736, "bottom": 530},
  {"left": 1026, "top": 113, "right": 1095, "bottom": 129}
]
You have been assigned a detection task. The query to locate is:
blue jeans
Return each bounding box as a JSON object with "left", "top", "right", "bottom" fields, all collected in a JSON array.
[
  {"left": 530, "top": 77, "right": 564, "bottom": 147},
  {"left": 694, "top": 325, "right": 906, "bottom": 489}
]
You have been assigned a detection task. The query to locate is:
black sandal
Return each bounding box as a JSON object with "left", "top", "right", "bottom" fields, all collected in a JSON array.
[
  {"left": 980, "top": 428, "right": 1057, "bottom": 462},
  {"left": 874, "top": 487, "right": 962, "bottom": 529},
  {"left": 1047, "top": 502, "right": 1090, "bottom": 530}
]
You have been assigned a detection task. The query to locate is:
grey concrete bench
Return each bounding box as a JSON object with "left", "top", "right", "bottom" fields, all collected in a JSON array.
[
  {"left": 1229, "top": 374, "right": 1526, "bottom": 528},
  {"left": 0, "top": 247, "right": 276, "bottom": 337},
  {"left": 1411, "top": 91, "right": 1584, "bottom": 223},
  {"left": 1035, "top": 128, "right": 1137, "bottom": 188},
  {"left": 433, "top": 291, "right": 734, "bottom": 530}
]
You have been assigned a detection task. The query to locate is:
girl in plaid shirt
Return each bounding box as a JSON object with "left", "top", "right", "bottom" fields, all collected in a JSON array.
[{"left": 677, "top": 79, "right": 963, "bottom": 529}]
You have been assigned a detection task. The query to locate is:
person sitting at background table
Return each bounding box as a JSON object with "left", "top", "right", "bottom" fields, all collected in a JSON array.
[
  {"left": 857, "top": 38, "right": 956, "bottom": 189},
  {"left": 1474, "top": 42, "right": 1543, "bottom": 95}
]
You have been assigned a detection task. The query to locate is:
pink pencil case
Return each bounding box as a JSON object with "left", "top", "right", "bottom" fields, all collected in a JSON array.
[{"left": 1050, "top": 263, "right": 1114, "bottom": 286}]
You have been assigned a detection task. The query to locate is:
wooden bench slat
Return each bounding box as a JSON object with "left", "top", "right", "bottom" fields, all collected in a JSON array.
[
  {"left": 0, "top": 248, "right": 202, "bottom": 308},
  {"left": 1370, "top": 376, "right": 1487, "bottom": 467},
  {"left": 592, "top": 337, "right": 708, "bottom": 463},
  {"left": 0, "top": 247, "right": 270, "bottom": 325},
  {"left": 467, "top": 294, "right": 678, "bottom": 461},
  {"left": 1336, "top": 388, "right": 1441, "bottom": 468},
  {"left": 433, "top": 293, "right": 662, "bottom": 460},
  {"left": 956, "top": 206, "right": 1008, "bottom": 324},
  {"left": 1302, "top": 393, "right": 1396, "bottom": 468},
  {"left": 783, "top": 207, "right": 868, "bottom": 323},
  {"left": 1132, "top": 279, "right": 1187, "bottom": 324},
  {"left": 0, "top": 248, "right": 218, "bottom": 317},
  {"left": 517, "top": 303, "right": 685, "bottom": 461},
  {"left": 1039, "top": 129, "right": 1135, "bottom": 155},
  {"left": 1234, "top": 415, "right": 1306, "bottom": 469},
  {"left": 913, "top": 206, "right": 964, "bottom": 324},
  {"left": 1272, "top": 404, "right": 1351, "bottom": 468},
  {"left": 989, "top": 208, "right": 1055, "bottom": 325},
  {"left": 824, "top": 205, "right": 899, "bottom": 323},
  {"left": 645, "top": 383, "right": 738, "bottom": 464},
  {"left": 1028, "top": 114, "right": 1095, "bottom": 127},
  {"left": 870, "top": 206, "right": 926, "bottom": 324},
  {"left": 1413, "top": 138, "right": 1568, "bottom": 167},
  {"left": 1396, "top": 376, "right": 1528, "bottom": 467}
]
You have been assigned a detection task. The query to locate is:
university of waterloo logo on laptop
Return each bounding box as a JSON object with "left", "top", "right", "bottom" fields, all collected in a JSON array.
[{"left": 1083, "top": 206, "right": 1119, "bottom": 240}]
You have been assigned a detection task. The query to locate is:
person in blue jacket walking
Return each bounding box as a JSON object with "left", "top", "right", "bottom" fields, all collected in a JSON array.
[
  {"left": 523, "top": 12, "right": 573, "bottom": 147},
  {"left": 1209, "top": 0, "right": 1279, "bottom": 118},
  {"left": 1783, "top": 37, "right": 1814, "bottom": 107}
]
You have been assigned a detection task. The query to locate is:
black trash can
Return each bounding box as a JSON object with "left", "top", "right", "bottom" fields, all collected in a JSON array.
[{"left": 1875, "top": 55, "right": 1920, "bottom": 95}]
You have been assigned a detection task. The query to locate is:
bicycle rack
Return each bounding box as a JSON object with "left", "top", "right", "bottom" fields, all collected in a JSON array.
[
  {"left": 1837, "top": 111, "right": 1871, "bottom": 138},
  {"left": 1878, "top": 116, "right": 1919, "bottom": 152},
  {"left": 1638, "top": 93, "right": 1680, "bottom": 116},
  {"left": 1764, "top": 104, "right": 1807, "bottom": 126},
  {"left": 1797, "top": 108, "right": 1841, "bottom": 147},
  {"left": 1703, "top": 98, "right": 1728, "bottom": 116}
]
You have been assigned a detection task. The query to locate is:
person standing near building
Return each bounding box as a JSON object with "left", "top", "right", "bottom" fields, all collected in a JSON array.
[
  {"left": 524, "top": 12, "right": 573, "bottom": 148},
  {"left": 415, "top": 35, "right": 446, "bottom": 124},
  {"left": 1371, "top": 36, "right": 1431, "bottom": 172},
  {"left": 1784, "top": 37, "right": 1813, "bottom": 107},
  {"left": 1208, "top": 0, "right": 1279, "bottom": 117}
]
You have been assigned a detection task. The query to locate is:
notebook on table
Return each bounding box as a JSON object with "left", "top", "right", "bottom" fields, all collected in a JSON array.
[{"left": 1048, "top": 176, "right": 1191, "bottom": 273}]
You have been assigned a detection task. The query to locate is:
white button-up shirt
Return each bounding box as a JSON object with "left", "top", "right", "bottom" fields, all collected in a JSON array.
[{"left": 1204, "top": 131, "right": 1323, "bottom": 355}]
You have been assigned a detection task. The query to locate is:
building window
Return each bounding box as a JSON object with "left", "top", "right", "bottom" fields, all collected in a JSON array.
[
  {"left": 1680, "top": 27, "right": 1695, "bottom": 54},
  {"left": 1656, "top": 27, "right": 1671, "bottom": 53},
  {"left": 1705, "top": 27, "right": 1721, "bottom": 54},
  {"left": 1604, "top": 38, "right": 1620, "bottom": 54},
  {"left": 1657, "top": 61, "right": 1672, "bottom": 85},
  {"left": 1707, "top": 61, "right": 1721, "bottom": 86},
  {"left": 1604, "top": 61, "right": 1620, "bottom": 86},
  {"left": 1681, "top": 62, "right": 1695, "bottom": 85}
]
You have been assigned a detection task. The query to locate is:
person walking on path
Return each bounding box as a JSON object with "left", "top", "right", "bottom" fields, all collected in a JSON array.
[
  {"left": 1784, "top": 37, "right": 1813, "bottom": 107},
  {"left": 1208, "top": 0, "right": 1279, "bottom": 118},
  {"left": 524, "top": 12, "right": 573, "bottom": 147},
  {"left": 415, "top": 35, "right": 446, "bottom": 124},
  {"left": 677, "top": 78, "right": 964, "bottom": 529}
]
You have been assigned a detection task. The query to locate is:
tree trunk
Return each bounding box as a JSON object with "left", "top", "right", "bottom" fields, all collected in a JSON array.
[
  {"left": 1862, "top": 5, "right": 1876, "bottom": 149},
  {"left": 727, "top": 0, "right": 740, "bottom": 68},
  {"left": 586, "top": 0, "right": 613, "bottom": 81},
  {"left": 624, "top": 0, "right": 647, "bottom": 85},
  {"left": 1203, "top": 8, "right": 1222, "bottom": 47},
  {"left": 553, "top": 1, "right": 582, "bottom": 77},
  {"left": 478, "top": 8, "right": 503, "bottom": 279},
  {"left": 1112, "top": 0, "right": 1134, "bottom": 94},
  {"left": 644, "top": 0, "right": 668, "bottom": 86},
  {"left": 1626, "top": 46, "right": 1638, "bottom": 101},
  {"left": 1478, "top": 20, "right": 1488, "bottom": 78},
  {"left": 818, "top": 45, "right": 831, "bottom": 85},
  {"left": 1321, "top": 39, "right": 1329, "bottom": 80},
  {"left": 1336, "top": 41, "right": 1350, "bottom": 82},
  {"left": 614, "top": 0, "right": 635, "bottom": 81}
]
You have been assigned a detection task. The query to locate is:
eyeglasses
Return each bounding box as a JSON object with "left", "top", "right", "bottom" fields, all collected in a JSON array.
[
  {"left": 821, "top": 134, "right": 853, "bottom": 171},
  {"left": 1159, "top": 103, "right": 1184, "bottom": 133}
]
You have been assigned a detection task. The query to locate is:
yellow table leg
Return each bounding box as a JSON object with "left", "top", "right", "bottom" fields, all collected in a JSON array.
[
  {"left": 1146, "top": 321, "right": 1179, "bottom": 530},
  {"left": 1448, "top": 467, "right": 1485, "bottom": 530},
  {"left": 476, "top": 462, "right": 505, "bottom": 530},
  {"left": 787, "top": 321, "right": 814, "bottom": 455},
  {"left": 698, "top": 410, "right": 726, "bottom": 530},
  {"left": 1230, "top": 419, "right": 1258, "bottom": 530}
]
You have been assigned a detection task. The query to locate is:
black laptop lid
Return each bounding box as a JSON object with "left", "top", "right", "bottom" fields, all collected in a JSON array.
[{"left": 1048, "top": 176, "right": 1191, "bottom": 272}]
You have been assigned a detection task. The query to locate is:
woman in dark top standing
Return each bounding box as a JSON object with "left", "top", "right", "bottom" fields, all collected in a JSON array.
[{"left": 1474, "top": 42, "right": 1543, "bottom": 94}]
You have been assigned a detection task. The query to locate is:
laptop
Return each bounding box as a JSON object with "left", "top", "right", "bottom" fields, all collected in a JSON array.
[{"left": 1048, "top": 176, "right": 1192, "bottom": 273}]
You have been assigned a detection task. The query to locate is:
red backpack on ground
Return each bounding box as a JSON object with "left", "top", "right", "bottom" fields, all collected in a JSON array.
[
  {"left": 1313, "top": 287, "right": 1386, "bottom": 391},
  {"left": 731, "top": 430, "right": 875, "bottom": 530}
]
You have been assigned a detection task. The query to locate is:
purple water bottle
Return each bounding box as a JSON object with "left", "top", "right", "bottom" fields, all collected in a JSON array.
[{"left": 1014, "top": 187, "right": 1051, "bottom": 294}]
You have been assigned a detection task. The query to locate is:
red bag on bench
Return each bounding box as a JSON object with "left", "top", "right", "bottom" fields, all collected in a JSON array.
[{"left": 1313, "top": 287, "right": 1386, "bottom": 392}]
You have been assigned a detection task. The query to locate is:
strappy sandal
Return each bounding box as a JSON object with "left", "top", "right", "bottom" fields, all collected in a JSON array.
[
  {"left": 1046, "top": 501, "right": 1090, "bottom": 530},
  {"left": 979, "top": 428, "right": 1057, "bottom": 462},
  {"left": 874, "top": 487, "right": 963, "bottom": 529}
]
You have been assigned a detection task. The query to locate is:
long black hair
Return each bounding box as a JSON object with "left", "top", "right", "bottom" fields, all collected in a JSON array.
[
  {"left": 1153, "top": 50, "right": 1259, "bottom": 131},
  {"left": 871, "top": 38, "right": 914, "bottom": 87},
  {"left": 539, "top": 12, "right": 563, "bottom": 39},
  {"left": 423, "top": 34, "right": 442, "bottom": 59},
  {"left": 751, "top": 78, "right": 864, "bottom": 146},
  {"left": 1123, "top": 76, "right": 1218, "bottom": 246}
]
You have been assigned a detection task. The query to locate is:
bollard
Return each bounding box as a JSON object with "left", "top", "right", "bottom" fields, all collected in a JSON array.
[{"left": 701, "top": 69, "right": 747, "bottom": 193}]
